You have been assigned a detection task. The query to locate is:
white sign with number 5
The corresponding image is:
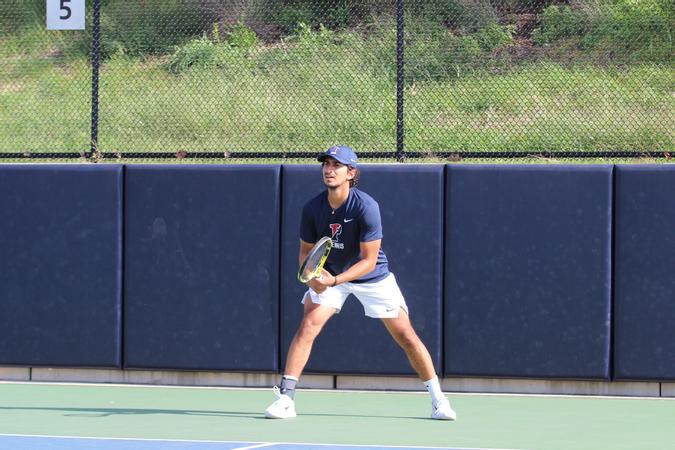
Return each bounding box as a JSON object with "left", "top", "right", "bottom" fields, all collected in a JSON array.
[{"left": 47, "top": 0, "right": 85, "bottom": 30}]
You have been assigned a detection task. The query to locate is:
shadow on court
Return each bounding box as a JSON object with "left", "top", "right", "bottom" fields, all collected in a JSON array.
[
  {"left": 0, "top": 406, "right": 427, "bottom": 421},
  {"left": 0, "top": 406, "right": 259, "bottom": 418},
  {"left": 297, "top": 413, "right": 430, "bottom": 421}
]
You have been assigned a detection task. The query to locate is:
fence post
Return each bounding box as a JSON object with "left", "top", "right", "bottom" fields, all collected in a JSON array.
[
  {"left": 396, "top": 0, "right": 405, "bottom": 162},
  {"left": 89, "top": 0, "right": 101, "bottom": 158}
]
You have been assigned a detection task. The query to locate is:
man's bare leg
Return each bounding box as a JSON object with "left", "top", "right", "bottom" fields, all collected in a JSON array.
[
  {"left": 265, "top": 295, "right": 335, "bottom": 419},
  {"left": 381, "top": 308, "right": 435, "bottom": 380},
  {"left": 382, "top": 309, "right": 457, "bottom": 420},
  {"left": 284, "top": 296, "right": 336, "bottom": 378}
]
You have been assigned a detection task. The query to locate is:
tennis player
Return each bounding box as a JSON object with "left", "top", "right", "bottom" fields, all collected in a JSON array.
[{"left": 264, "top": 145, "right": 456, "bottom": 421}]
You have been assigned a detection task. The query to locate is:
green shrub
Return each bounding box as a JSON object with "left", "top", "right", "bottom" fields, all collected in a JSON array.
[
  {"left": 0, "top": 0, "right": 44, "bottom": 33},
  {"left": 100, "top": 0, "right": 211, "bottom": 57},
  {"left": 581, "top": 0, "right": 673, "bottom": 61},
  {"left": 266, "top": 2, "right": 316, "bottom": 33},
  {"left": 227, "top": 21, "right": 258, "bottom": 51},
  {"left": 167, "top": 36, "right": 218, "bottom": 73},
  {"left": 320, "top": 1, "right": 354, "bottom": 29},
  {"left": 403, "top": 18, "right": 515, "bottom": 81},
  {"left": 167, "top": 36, "right": 252, "bottom": 74},
  {"left": 263, "top": 0, "right": 368, "bottom": 32},
  {"left": 407, "top": 0, "right": 499, "bottom": 33},
  {"left": 474, "top": 23, "right": 515, "bottom": 51},
  {"left": 532, "top": 5, "right": 586, "bottom": 45},
  {"left": 450, "top": 35, "right": 483, "bottom": 67},
  {"left": 288, "top": 22, "right": 336, "bottom": 48},
  {"left": 533, "top": 0, "right": 672, "bottom": 62}
]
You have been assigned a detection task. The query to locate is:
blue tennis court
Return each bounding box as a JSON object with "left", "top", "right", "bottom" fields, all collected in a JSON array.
[{"left": 0, "top": 435, "right": 515, "bottom": 450}]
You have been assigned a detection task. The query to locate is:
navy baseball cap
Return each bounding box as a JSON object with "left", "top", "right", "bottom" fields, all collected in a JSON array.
[{"left": 318, "top": 145, "right": 358, "bottom": 167}]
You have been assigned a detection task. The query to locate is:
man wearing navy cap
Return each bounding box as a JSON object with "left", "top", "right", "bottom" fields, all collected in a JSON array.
[{"left": 264, "top": 146, "right": 456, "bottom": 421}]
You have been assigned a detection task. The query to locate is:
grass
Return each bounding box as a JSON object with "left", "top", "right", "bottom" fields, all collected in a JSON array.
[
  {"left": 1, "top": 31, "right": 673, "bottom": 158},
  {"left": 405, "top": 64, "right": 674, "bottom": 152}
]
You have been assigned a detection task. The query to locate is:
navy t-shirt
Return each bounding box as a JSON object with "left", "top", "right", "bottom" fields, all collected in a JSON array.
[{"left": 300, "top": 188, "right": 390, "bottom": 283}]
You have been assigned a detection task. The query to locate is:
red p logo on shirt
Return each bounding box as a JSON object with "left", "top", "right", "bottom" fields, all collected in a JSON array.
[{"left": 329, "top": 223, "right": 342, "bottom": 239}]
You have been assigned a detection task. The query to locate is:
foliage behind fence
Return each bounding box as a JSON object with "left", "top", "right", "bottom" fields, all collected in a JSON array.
[{"left": 0, "top": 0, "right": 672, "bottom": 161}]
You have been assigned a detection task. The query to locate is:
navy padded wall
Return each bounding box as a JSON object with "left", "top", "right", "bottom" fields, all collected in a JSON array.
[
  {"left": 281, "top": 165, "right": 443, "bottom": 375},
  {"left": 445, "top": 166, "right": 612, "bottom": 379},
  {"left": 124, "top": 166, "right": 280, "bottom": 371},
  {"left": 0, "top": 165, "right": 122, "bottom": 367},
  {"left": 614, "top": 165, "right": 675, "bottom": 380}
]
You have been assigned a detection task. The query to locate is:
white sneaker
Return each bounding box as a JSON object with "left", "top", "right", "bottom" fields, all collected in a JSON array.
[
  {"left": 431, "top": 397, "right": 456, "bottom": 421},
  {"left": 264, "top": 386, "right": 296, "bottom": 419}
]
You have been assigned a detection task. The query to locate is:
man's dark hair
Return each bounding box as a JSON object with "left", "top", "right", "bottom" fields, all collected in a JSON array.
[{"left": 349, "top": 167, "right": 360, "bottom": 188}]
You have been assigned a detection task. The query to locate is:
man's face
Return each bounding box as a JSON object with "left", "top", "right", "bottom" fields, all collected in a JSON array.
[{"left": 322, "top": 157, "right": 354, "bottom": 188}]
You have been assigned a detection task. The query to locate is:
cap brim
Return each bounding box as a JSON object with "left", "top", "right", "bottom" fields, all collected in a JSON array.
[{"left": 318, "top": 153, "right": 358, "bottom": 167}]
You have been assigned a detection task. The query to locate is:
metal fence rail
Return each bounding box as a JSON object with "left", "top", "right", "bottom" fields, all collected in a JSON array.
[{"left": 1, "top": 0, "right": 672, "bottom": 162}]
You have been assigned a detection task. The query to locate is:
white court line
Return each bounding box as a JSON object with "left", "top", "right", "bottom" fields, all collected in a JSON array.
[
  {"left": 0, "top": 380, "right": 272, "bottom": 392},
  {"left": 0, "top": 434, "right": 525, "bottom": 450},
  {"left": 0, "top": 434, "right": 253, "bottom": 445},
  {"left": 232, "top": 444, "right": 278, "bottom": 450},
  {"left": 260, "top": 443, "right": 525, "bottom": 450}
]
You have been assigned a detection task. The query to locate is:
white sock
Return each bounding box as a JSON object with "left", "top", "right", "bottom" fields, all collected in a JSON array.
[
  {"left": 423, "top": 376, "right": 445, "bottom": 406},
  {"left": 280, "top": 374, "right": 299, "bottom": 399}
]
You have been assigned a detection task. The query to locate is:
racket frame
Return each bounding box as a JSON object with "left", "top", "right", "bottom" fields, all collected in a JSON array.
[{"left": 297, "top": 236, "right": 333, "bottom": 283}]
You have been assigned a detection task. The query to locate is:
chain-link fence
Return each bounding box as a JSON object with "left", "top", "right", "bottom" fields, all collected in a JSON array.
[{"left": 1, "top": 0, "right": 673, "bottom": 162}]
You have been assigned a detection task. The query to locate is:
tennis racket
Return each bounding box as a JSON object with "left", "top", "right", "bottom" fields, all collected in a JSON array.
[{"left": 297, "top": 236, "right": 333, "bottom": 283}]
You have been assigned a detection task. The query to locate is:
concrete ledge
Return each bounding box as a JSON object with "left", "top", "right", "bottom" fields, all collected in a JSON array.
[
  {"left": 32, "top": 368, "right": 126, "bottom": 383},
  {"left": 3, "top": 368, "right": 668, "bottom": 397},
  {"left": 289, "top": 374, "right": 334, "bottom": 390},
  {"left": 441, "top": 378, "right": 661, "bottom": 397},
  {"left": 337, "top": 375, "right": 423, "bottom": 391},
  {"left": 28, "top": 368, "right": 333, "bottom": 389},
  {"left": 0, "top": 367, "right": 30, "bottom": 381},
  {"left": 337, "top": 376, "right": 661, "bottom": 397},
  {"left": 662, "top": 383, "right": 675, "bottom": 397}
]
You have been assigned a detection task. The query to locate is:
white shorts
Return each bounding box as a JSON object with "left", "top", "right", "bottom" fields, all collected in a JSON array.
[{"left": 303, "top": 273, "right": 409, "bottom": 319}]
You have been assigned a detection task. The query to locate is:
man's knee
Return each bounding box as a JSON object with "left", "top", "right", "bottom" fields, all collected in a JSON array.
[
  {"left": 296, "top": 319, "right": 322, "bottom": 342},
  {"left": 396, "top": 327, "right": 423, "bottom": 351}
]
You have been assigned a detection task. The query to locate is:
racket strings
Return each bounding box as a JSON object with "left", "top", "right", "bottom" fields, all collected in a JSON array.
[
  {"left": 299, "top": 237, "right": 332, "bottom": 282},
  {"left": 304, "top": 243, "right": 328, "bottom": 274}
]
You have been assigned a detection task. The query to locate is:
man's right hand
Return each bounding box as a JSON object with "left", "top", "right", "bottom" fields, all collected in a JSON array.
[{"left": 307, "top": 269, "right": 333, "bottom": 294}]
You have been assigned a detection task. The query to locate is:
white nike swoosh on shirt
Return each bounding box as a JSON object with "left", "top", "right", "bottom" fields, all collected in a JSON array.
[{"left": 344, "top": 218, "right": 354, "bottom": 223}]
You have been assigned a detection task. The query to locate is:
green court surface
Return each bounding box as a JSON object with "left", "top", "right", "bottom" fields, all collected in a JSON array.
[{"left": 1, "top": 382, "right": 674, "bottom": 450}]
